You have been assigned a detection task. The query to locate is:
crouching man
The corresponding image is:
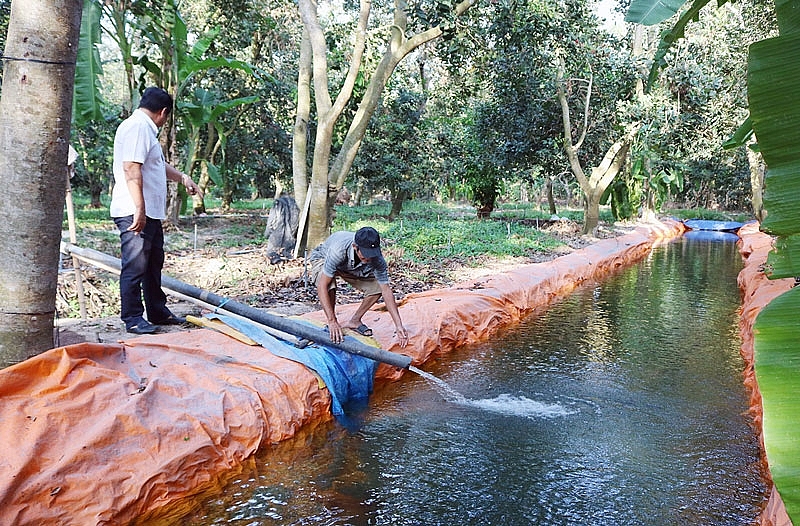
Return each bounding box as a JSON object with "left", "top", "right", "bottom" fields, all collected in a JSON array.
[{"left": 308, "top": 227, "right": 409, "bottom": 348}]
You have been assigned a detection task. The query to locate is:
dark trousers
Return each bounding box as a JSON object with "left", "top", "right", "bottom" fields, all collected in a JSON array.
[{"left": 114, "top": 215, "right": 171, "bottom": 328}]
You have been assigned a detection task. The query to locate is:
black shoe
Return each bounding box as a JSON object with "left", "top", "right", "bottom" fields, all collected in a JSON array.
[
  {"left": 152, "top": 314, "right": 187, "bottom": 326},
  {"left": 127, "top": 320, "right": 157, "bottom": 334}
]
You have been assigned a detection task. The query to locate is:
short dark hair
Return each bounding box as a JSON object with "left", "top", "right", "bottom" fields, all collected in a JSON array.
[{"left": 139, "top": 87, "right": 173, "bottom": 114}]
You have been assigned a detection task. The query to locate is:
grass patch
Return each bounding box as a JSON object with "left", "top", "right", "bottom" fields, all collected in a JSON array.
[{"left": 331, "top": 201, "right": 567, "bottom": 265}]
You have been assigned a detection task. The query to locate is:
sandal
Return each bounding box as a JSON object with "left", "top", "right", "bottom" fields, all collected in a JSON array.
[{"left": 353, "top": 323, "right": 373, "bottom": 337}]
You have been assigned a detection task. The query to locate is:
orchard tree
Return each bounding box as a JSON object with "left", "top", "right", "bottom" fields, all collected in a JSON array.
[
  {"left": 353, "top": 90, "right": 427, "bottom": 219},
  {"left": 293, "top": 0, "right": 479, "bottom": 249},
  {"left": 432, "top": 0, "right": 636, "bottom": 228},
  {"left": 556, "top": 52, "right": 640, "bottom": 235}
]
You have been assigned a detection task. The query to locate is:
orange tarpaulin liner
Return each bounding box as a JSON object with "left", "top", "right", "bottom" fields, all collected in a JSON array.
[{"left": 0, "top": 220, "right": 685, "bottom": 525}]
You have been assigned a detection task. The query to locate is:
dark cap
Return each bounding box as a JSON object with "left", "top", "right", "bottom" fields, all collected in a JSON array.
[{"left": 354, "top": 227, "right": 382, "bottom": 258}]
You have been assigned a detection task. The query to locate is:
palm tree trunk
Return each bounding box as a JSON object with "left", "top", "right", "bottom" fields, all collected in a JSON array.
[{"left": 0, "top": 0, "right": 83, "bottom": 366}]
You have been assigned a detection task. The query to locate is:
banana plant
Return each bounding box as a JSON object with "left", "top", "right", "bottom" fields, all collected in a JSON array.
[
  {"left": 178, "top": 87, "right": 259, "bottom": 213},
  {"left": 135, "top": 12, "right": 256, "bottom": 100},
  {"left": 627, "top": 0, "right": 800, "bottom": 519},
  {"left": 72, "top": 0, "right": 104, "bottom": 126},
  {"left": 130, "top": 0, "right": 258, "bottom": 219}
]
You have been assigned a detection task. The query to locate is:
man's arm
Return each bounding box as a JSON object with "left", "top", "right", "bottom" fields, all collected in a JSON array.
[
  {"left": 123, "top": 161, "right": 146, "bottom": 233},
  {"left": 166, "top": 163, "right": 203, "bottom": 197},
  {"left": 317, "top": 273, "right": 345, "bottom": 343},
  {"left": 380, "top": 283, "right": 409, "bottom": 348}
]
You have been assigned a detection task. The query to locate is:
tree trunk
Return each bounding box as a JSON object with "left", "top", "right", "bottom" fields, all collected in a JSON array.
[
  {"left": 195, "top": 161, "right": 210, "bottom": 215},
  {"left": 292, "top": 28, "right": 312, "bottom": 212},
  {"left": 546, "top": 176, "right": 557, "bottom": 215},
  {"left": 639, "top": 154, "right": 658, "bottom": 222},
  {"left": 0, "top": 0, "right": 82, "bottom": 367},
  {"left": 354, "top": 183, "right": 364, "bottom": 206},
  {"left": 388, "top": 189, "right": 408, "bottom": 220},
  {"left": 90, "top": 188, "right": 103, "bottom": 208},
  {"left": 556, "top": 55, "right": 638, "bottom": 237},
  {"left": 583, "top": 191, "right": 602, "bottom": 236}
]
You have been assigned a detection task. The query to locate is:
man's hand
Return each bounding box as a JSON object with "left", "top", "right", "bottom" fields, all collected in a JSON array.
[
  {"left": 182, "top": 174, "right": 203, "bottom": 198},
  {"left": 395, "top": 325, "right": 409, "bottom": 348},
  {"left": 128, "top": 208, "right": 146, "bottom": 233},
  {"left": 327, "top": 319, "right": 344, "bottom": 344}
]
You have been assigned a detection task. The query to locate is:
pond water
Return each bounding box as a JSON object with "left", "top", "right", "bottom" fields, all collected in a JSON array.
[{"left": 178, "top": 236, "right": 769, "bottom": 525}]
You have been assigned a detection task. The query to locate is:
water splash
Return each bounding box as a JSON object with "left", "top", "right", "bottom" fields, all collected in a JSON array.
[{"left": 409, "top": 365, "right": 574, "bottom": 419}]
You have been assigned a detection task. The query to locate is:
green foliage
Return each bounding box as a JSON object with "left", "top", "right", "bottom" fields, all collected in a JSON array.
[
  {"left": 617, "top": 5, "right": 756, "bottom": 212},
  {"left": 172, "top": 18, "right": 256, "bottom": 95},
  {"left": 749, "top": 33, "right": 800, "bottom": 237},
  {"left": 177, "top": 87, "right": 259, "bottom": 170},
  {"left": 352, "top": 89, "right": 428, "bottom": 214},
  {"left": 764, "top": 234, "right": 800, "bottom": 280},
  {"left": 447, "top": 0, "right": 635, "bottom": 179},
  {"left": 386, "top": 217, "right": 563, "bottom": 263},
  {"left": 603, "top": 153, "right": 684, "bottom": 221},
  {"left": 179, "top": 0, "right": 296, "bottom": 199},
  {"left": 63, "top": 202, "right": 111, "bottom": 226},
  {"left": 626, "top": 0, "right": 687, "bottom": 25},
  {"left": 464, "top": 164, "right": 501, "bottom": 216},
  {"left": 201, "top": 197, "right": 274, "bottom": 212},
  {"left": 70, "top": 113, "right": 123, "bottom": 208},
  {"left": 331, "top": 201, "right": 566, "bottom": 265},
  {"left": 493, "top": 202, "right": 611, "bottom": 222}
]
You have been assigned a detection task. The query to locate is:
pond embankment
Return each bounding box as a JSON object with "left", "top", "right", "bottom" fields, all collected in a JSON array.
[{"left": 0, "top": 219, "right": 704, "bottom": 525}]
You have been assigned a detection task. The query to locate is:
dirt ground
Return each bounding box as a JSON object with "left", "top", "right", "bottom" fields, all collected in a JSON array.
[{"left": 55, "top": 214, "right": 636, "bottom": 347}]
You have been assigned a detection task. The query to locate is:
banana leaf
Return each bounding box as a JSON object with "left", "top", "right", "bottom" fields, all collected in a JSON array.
[
  {"left": 722, "top": 116, "right": 753, "bottom": 151},
  {"left": 764, "top": 235, "right": 800, "bottom": 279},
  {"left": 749, "top": 30, "right": 800, "bottom": 523},
  {"left": 754, "top": 286, "right": 800, "bottom": 517},
  {"left": 625, "top": 0, "right": 687, "bottom": 25},
  {"left": 72, "top": 0, "right": 104, "bottom": 126},
  {"left": 748, "top": 33, "right": 800, "bottom": 239}
]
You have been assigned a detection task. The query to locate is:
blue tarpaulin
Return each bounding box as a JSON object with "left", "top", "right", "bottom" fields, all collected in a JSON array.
[
  {"left": 204, "top": 313, "right": 378, "bottom": 417},
  {"left": 683, "top": 219, "right": 744, "bottom": 232}
]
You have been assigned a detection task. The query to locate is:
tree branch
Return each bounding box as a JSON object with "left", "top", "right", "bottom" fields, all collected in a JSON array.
[{"left": 331, "top": 0, "right": 372, "bottom": 118}]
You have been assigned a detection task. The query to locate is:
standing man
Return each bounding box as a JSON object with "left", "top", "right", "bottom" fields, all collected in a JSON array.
[
  {"left": 309, "top": 227, "right": 409, "bottom": 348},
  {"left": 110, "top": 87, "right": 202, "bottom": 334}
]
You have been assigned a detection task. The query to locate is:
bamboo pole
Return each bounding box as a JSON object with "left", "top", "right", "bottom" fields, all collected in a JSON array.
[
  {"left": 293, "top": 184, "right": 312, "bottom": 259},
  {"left": 65, "top": 159, "right": 87, "bottom": 319}
]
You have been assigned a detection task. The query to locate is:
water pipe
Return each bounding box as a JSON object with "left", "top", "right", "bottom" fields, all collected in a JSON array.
[{"left": 61, "top": 242, "right": 413, "bottom": 370}]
